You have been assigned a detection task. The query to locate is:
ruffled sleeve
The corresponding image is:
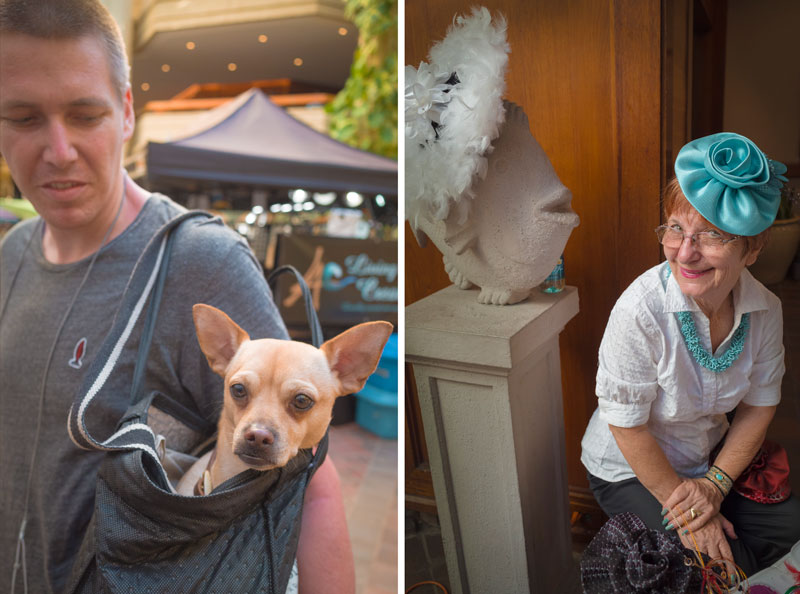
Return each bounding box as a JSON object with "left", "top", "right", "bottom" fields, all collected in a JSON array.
[{"left": 596, "top": 294, "right": 661, "bottom": 428}]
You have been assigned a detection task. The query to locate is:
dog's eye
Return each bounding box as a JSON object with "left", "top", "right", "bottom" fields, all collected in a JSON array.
[
  {"left": 229, "top": 383, "right": 248, "bottom": 401},
  {"left": 292, "top": 394, "right": 314, "bottom": 411}
]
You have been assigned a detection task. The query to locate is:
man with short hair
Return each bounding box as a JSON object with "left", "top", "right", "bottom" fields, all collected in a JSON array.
[{"left": 0, "top": 1, "right": 354, "bottom": 592}]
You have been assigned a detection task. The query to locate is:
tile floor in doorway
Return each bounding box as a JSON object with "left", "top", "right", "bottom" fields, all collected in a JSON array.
[{"left": 329, "top": 422, "right": 398, "bottom": 594}]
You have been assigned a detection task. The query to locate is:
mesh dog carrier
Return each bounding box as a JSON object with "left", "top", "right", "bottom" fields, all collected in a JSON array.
[{"left": 64, "top": 212, "right": 325, "bottom": 593}]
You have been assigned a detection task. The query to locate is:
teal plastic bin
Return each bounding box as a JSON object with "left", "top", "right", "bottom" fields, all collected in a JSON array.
[
  {"left": 355, "top": 383, "right": 397, "bottom": 439},
  {"left": 367, "top": 332, "right": 397, "bottom": 392}
]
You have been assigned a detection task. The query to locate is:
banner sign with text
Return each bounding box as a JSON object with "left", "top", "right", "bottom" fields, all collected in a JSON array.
[{"left": 272, "top": 233, "right": 398, "bottom": 328}]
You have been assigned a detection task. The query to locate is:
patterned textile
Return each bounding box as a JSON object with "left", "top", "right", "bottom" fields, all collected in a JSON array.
[
  {"left": 748, "top": 540, "right": 800, "bottom": 593},
  {"left": 581, "top": 512, "right": 702, "bottom": 594}
]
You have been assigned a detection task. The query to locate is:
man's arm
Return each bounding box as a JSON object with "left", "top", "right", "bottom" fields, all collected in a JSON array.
[{"left": 296, "top": 457, "right": 355, "bottom": 594}]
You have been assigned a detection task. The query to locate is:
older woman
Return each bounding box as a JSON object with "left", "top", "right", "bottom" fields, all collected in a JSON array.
[{"left": 581, "top": 132, "right": 800, "bottom": 576}]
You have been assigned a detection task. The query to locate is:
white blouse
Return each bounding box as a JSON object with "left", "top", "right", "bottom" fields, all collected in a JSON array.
[{"left": 581, "top": 263, "right": 785, "bottom": 483}]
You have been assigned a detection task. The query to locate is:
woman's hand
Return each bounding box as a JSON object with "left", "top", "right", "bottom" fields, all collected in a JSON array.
[
  {"left": 678, "top": 513, "right": 737, "bottom": 564},
  {"left": 663, "top": 478, "right": 724, "bottom": 533}
]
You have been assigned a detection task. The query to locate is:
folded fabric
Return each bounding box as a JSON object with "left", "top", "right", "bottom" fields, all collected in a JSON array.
[
  {"left": 674, "top": 132, "right": 787, "bottom": 236},
  {"left": 581, "top": 512, "right": 702, "bottom": 594},
  {"left": 734, "top": 439, "right": 792, "bottom": 504}
]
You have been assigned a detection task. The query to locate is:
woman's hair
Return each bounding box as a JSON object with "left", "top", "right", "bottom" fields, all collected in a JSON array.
[
  {"left": 661, "top": 177, "right": 770, "bottom": 257},
  {"left": 0, "top": 0, "right": 129, "bottom": 101}
]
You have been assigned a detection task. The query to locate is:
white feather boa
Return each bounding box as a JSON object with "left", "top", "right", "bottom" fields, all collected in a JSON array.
[{"left": 406, "top": 6, "right": 509, "bottom": 226}]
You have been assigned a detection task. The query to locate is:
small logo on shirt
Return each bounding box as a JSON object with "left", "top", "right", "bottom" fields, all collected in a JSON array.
[{"left": 69, "top": 338, "right": 87, "bottom": 369}]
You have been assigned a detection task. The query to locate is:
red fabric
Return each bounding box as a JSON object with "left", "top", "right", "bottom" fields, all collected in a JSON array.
[{"left": 733, "top": 440, "right": 792, "bottom": 504}]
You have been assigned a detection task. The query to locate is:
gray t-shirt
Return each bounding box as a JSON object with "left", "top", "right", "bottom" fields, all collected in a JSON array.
[{"left": 0, "top": 194, "right": 288, "bottom": 593}]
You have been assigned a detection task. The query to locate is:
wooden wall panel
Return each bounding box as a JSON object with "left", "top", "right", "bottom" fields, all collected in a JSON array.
[
  {"left": 662, "top": 0, "right": 693, "bottom": 188},
  {"left": 691, "top": 0, "right": 727, "bottom": 139},
  {"left": 404, "top": 363, "right": 437, "bottom": 513},
  {"left": 404, "top": 223, "right": 450, "bottom": 306},
  {"left": 614, "top": 0, "right": 663, "bottom": 288},
  {"left": 405, "top": 0, "right": 664, "bottom": 503}
]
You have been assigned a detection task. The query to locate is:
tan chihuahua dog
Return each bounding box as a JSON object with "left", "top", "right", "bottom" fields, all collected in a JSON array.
[{"left": 176, "top": 304, "right": 393, "bottom": 496}]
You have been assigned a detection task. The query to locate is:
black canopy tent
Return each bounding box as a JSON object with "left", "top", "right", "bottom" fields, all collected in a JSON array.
[{"left": 144, "top": 88, "right": 397, "bottom": 197}]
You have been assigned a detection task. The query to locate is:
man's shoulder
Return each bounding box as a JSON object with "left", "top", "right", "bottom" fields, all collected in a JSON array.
[
  {"left": 0, "top": 217, "right": 39, "bottom": 262},
  {"left": 139, "top": 196, "right": 258, "bottom": 279},
  {"left": 171, "top": 211, "right": 250, "bottom": 263},
  {"left": 142, "top": 193, "right": 187, "bottom": 225},
  {"left": 139, "top": 194, "right": 245, "bottom": 258}
]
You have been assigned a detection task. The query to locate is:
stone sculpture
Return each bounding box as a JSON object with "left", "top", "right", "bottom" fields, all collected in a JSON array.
[{"left": 406, "top": 7, "right": 579, "bottom": 305}]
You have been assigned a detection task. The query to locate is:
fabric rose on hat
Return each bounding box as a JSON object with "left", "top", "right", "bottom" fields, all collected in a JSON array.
[
  {"left": 674, "top": 132, "right": 788, "bottom": 236},
  {"left": 581, "top": 512, "right": 702, "bottom": 594}
]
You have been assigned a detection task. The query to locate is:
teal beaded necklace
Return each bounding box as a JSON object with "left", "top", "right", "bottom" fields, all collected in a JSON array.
[{"left": 663, "top": 264, "right": 749, "bottom": 373}]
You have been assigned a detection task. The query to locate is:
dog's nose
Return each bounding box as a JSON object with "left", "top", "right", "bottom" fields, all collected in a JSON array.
[{"left": 244, "top": 427, "right": 274, "bottom": 447}]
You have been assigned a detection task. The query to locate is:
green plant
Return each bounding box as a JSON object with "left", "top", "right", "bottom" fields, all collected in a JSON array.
[
  {"left": 777, "top": 184, "right": 799, "bottom": 220},
  {"left": 326, "top": 0, "right": 397, "bottom": 159},
  {"left": 0, "top": 197, "right": 37, "bottom": 220}
]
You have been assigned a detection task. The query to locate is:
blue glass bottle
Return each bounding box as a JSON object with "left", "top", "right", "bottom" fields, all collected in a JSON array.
[{"left": 540, "top": 254, "right": 565, "bottom": 293}]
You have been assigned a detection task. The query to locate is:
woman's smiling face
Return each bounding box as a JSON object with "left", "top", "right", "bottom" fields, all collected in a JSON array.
[{"left": 663, "top": 207, "right": 759, "bottom": 310}]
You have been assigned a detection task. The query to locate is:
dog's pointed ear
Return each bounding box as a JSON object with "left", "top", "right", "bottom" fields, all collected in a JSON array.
[
  {"left": 320, "top": 321, "right": 393, "bottom": 395},
  {"left": 192, "top": 304, "right": 250, "bottom": 377}
]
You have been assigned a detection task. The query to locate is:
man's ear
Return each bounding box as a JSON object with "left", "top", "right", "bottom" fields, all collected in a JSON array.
[
  {"left": 192, "top": 304, "right": 250, "bottom": 377},
  {"left": 320, "top": 321, "right": 393, "bottom": 395},
  {"left": 122, "top": 84, "right": 135, "bottom": 142}
]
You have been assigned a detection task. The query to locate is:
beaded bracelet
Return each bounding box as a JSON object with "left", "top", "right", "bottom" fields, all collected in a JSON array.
[
  {"left": 703, "top": 476, "right": 727, "bottom": 497},
  {"left": 704, "top": 465, "right": 733, "bottom": 497}
]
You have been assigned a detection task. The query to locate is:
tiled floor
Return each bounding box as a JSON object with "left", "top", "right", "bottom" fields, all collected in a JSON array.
[
  {"left": 405, "top": 510, "right": 450, "bottom": 592},
  {"left": 329, "top": 422, "right": 398, "bottom": 594}
]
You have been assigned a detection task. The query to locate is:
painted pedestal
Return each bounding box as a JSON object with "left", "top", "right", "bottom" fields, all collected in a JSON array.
[{"left": 406, "top": 286, "right": 580, "bottom": 594}]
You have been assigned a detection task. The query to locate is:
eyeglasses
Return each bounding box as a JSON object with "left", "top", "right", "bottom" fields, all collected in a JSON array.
[{"left": 655, "top": 225, "right": 741, "bottom": 251}]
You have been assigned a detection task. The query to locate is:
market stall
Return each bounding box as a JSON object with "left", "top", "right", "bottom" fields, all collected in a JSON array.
[{"left": 144, "top": 88, "right": 397, "bottom": 197}]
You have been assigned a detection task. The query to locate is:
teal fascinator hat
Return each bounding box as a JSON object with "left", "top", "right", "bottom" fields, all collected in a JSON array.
[{"left": 674, "top": 132, "right": 788, "bottom": 236}]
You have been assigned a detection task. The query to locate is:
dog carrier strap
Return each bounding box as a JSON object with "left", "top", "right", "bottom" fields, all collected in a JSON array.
[
  {"left": 267, "top": 265, "right": 328, "bottom": 472},
  {"left": 128, "top": 216, "right": 184, "bottom": 405},
  {"left": 267, "top": 265, "right": 324, "bottom": 348},
  {"left": 66, "top": 211, "right": 212, "bottom": 462},
  {"left": 312, "top": 429, "right": 329, "bottom": 470}
]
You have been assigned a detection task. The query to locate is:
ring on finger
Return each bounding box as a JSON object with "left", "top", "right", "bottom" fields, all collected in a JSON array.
[{"left": 689, "top": 507, "right": 701, "bottom": 520}]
